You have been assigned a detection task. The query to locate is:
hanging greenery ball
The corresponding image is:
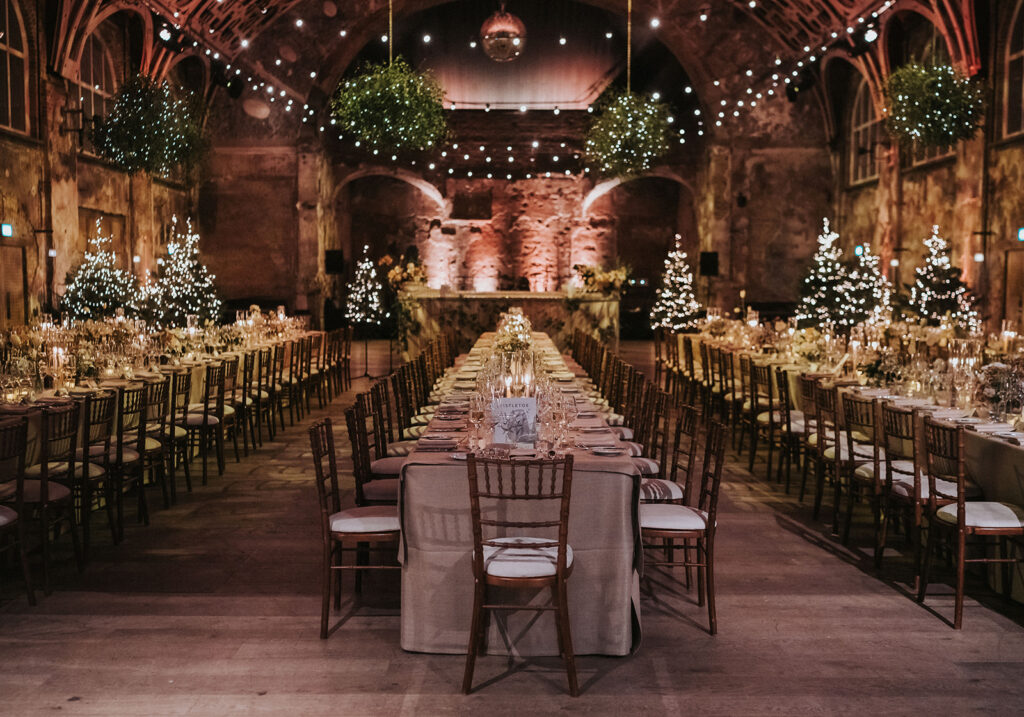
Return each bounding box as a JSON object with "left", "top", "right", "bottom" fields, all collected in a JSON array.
[
  {"left": 584, "top": 90, "right": 672, "bottom": 177},
  {"left": 93, "top": 74, "right": 207, "bottom": 178},
  {"left": 330, "top": 57, "right": 449, "bottom": 154},
  {"left": 884, "top": 64, "right": 985, "bottom": 149}
]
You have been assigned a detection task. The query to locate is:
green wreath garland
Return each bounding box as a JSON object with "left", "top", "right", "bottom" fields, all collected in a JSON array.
[
  {"left": 884, "top": 64, "right": 985, "bottom": 149},
  {"left": 330, "top": 57, "right": 449, "bottom": 154},
  {"left": 584, "top": 90, "right": 672, "bottom": 177}
]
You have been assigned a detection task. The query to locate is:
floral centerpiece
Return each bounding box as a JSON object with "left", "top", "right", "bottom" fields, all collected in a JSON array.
[
  {"left": 573, "top": 262, "right": 630, "bottom": 294},
  {"left": 791, "top": 327, "right": 825, "bottom": 364},
  {"left": 494, "top": 308, "right": 533, "bottom": 354},
  {"left": 380, "top": 253, "right": 428, "bottom": 290}
]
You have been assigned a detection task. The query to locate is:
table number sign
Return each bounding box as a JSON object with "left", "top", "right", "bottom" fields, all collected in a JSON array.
[{"left": 492, "top": 397, "right": 537, "bottom": 446}]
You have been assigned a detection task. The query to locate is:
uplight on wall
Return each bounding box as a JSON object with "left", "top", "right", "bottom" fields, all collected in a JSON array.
[
  {"left": 0, "top": 222, "right": 12, "bottom": 237},
  {"left": 1018, "top": 227, "right": 1024, "bottom": 241},
  {"left": 973, "top": 252, "right": 985, "bottom": 262}
]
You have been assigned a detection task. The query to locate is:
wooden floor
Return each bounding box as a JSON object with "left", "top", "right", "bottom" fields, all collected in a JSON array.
[{"left": 3, "top": 340, "right": 1024, "bottom": 715}]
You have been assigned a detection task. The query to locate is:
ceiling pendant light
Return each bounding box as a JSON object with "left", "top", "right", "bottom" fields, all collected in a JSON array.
[{"left": 480, "top": 2, "right": 527, "bottom": 62}]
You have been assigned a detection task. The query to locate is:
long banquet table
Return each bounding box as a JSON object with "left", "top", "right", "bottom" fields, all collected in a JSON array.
[
  {"left": 683, "top": 332, "right": 1024, "bottom": 601},
  {"left": 398, "top": 332, "right": 642, "bottom": 656}
]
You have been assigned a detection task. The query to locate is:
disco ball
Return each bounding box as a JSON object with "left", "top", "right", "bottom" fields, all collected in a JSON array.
[{"left": 480, "top": 8, "right": 526, "bottom": 62}]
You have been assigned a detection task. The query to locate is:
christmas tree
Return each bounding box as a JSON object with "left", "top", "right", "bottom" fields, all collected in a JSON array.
[
  {"left": 909, "top": 225, "right": 980, "bottom": 332},
  {"left": 848, "top": 244, "right": 892, "bottom": 325},
  {"left": 60, "top": 219, "right": 137, "bottom": 321},
  {"left": 345, "top": 245, "right": 387, "bottom": 326},
  {"left": 795, "top": 218, "right": 857, "bottom": 328},
  {"left": 650, "top": 235, "right": 702, "bottom": 331},
  {"left": 152, "top": 216, "right": 222, "bottom": 328}
]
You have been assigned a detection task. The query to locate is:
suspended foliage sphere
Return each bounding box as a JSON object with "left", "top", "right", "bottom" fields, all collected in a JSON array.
[
  {"left": 884, "top": 64, "right": 985, "bottom": 149},
  {"left": 93, "top": 74, "right": 207, "bottom": 177},
  {"left": 330, "top": 57, "right": 449, "bottom": 154},
  {"left": 584, "top": 90, "right": 672, "bottom": 177}
]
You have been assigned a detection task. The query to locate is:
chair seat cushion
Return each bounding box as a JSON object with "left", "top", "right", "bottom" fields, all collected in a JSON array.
[
  {"left": 936, "top": 501, "right": 1024, "bottom": 529},
  {"left": 386, "top": 440, "right": 417, "bottom": 457},
  {"left": 891, "top": 475, "right": 980, "bottom": 501},
  {"left": 370, "top": 456, "right": 406, "bottom": 476},
  {"left": 182, "top": 414, "right": 220, "bottom": 426},
  {"left": 612, "top": 426, "right": 635, "bottom": 441},
  {"left": 25, "top": 461, "right": 105, "bottom": 480},
  {"left": 21, "top": 479, "right": 72, "bottom": 503},
  {"left": 227, "top": 391, "right": 254, "bottom": 407},
  {"left": 640, "top": 503, "right": 711, "bottom": 532},
  {"left": 854, "top": 458, "right": 912, "bottom": 481},
  {"left": 402, "top": 426, "right": 427, "bottom": 440},
  {"left": 250, "top": 389, "right": 271, "bottom": 401},
  {"left": 82, "top": 444, "right": 141, "bottom": 465},
  {"left": 606, "top": 412, "right": 625, "bottom": 426},
  {"left": 150, "top": 424, "right": 186, "bottom": 440},
  {"left": 757, "top": 410, "right": 806, "bottom": 428},
  {"left": 623, "top": 441, "right": 644, "bottom": 457},
  {"left": 806, "top": 432, "right": 818, "bottom": 447},
  {"left": 742, "top": 399, "right": 771, "bottom": 411},
  {"left": 329, "top": 505, "right": 400, "bottom": 533},
  {"left": 640, "top": 477, "right": 685, "bottom": 502},
  {"left": 632, "top": 457, "right": 660, "bottom": 475},
  {"left": 481, "top": 536, "right": 573, "bottom": 579},
  {"left": 0, "top": 505, "right": 17, "bottom": 527},
  {"left": 822, "top": 442, "right": 874, "bottom": 463},
  {"left": 188, "top": 403, "right": 235, "bottom": 418},
  {"left": 363, "top": 478, "right": 399, "bottom": 502}
]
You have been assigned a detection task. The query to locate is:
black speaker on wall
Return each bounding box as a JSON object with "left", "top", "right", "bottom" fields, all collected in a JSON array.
[
  {"left": 699, "top": 251, "right": 719, "bottom": 277},
  {"left": 324, "top": 250, "right": 345, "bottom": 274}
]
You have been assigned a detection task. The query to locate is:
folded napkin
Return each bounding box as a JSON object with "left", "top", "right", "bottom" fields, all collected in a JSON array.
[
  {"left": 576, "top": 435, "right": 618, "bottom": 448},
  {"left": 995, "top": 432, "right": 1024, "bottom": 445},
  {"left": 417, "top": 437, "right": 458, "bottom": 451}
]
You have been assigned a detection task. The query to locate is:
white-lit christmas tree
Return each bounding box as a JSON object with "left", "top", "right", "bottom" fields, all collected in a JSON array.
[
  {"left": 345, "top": 244, "right": 386, "bottom": 326},
  {"left": 650, "top": 235, "right": 702, "bottom": 330},
  {"left": 909, "top": 225, "right": 980, "bottom": 332},
  {"left": 60, "top": 219, "right": 137, "bottom": 321},
  {"left": 795, "top": 218, "right": 857, "bottom": 328},
  {"left": 151, "top": 216, "right": 222, "bottom": 327},
  {"left": 848, "top": 244, "right": 892, "bottom": 325}
]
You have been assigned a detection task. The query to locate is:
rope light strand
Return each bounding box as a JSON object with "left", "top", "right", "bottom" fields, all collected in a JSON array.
[{"left": 626, "top": 0, "right": 632, "bottom": 92}]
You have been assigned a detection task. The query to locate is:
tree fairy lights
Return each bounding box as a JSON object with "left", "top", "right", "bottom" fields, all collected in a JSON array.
[
  {"left": 795, "top": 218, "right": 857, "bottom": 329},
  {"left": 884, "top": 64, "right": 985, "bottom": 149},
  {"left": 60, "top": 220, "right": 136, "bottom": 321},
  {"left": 93, "top": 74, "right": 207, "bottom": 179},
  {"left": 345, "top": 245, "right": 387, "bottom": 326},
  {"left": 909, "top": 225, "right": 980, "bottom": 332},
  {"left": 650, "top": 235, "right": 702, "bottom": 330},
  {"left": 848, "top": 244, "right": 892, "bottom": 325},
  {"left": 151, "top": 216, "right": 222, "bottom": 327}
]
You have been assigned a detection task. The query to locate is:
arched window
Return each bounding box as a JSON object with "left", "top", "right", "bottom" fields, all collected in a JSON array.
[
  {"left": 1005, "top": 1, "right": 1024, "bottom": 137},
  {"left": 848, "top": 79, "right": 881, "bottom": 184},
  {"left": 77, "top": 32, "right": 116, "bottom": 150},
  {"left": 0, "top": 0, "right": 29, "bottom": 133}
]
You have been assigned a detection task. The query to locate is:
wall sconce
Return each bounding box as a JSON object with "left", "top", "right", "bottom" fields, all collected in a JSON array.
[
  {"left": 889, "top": 258, "right": 899, "bottom": 267},
  {"left": 47, "top": 248, "right": 57, "bottom": 258},
  {"left": 973, "top": 252, "right": 985, "bottom": 263},
  {"left": 0, "top": 222, "right": 12, "bottom": 238}
]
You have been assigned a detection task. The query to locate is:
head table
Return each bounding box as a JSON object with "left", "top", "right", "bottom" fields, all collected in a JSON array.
[{"left": 398, "top": 332, "right": 643, "bottom": 656}]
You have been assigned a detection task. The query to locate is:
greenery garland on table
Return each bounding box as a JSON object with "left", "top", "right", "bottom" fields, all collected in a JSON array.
[
  {"left": 584, "top": 89, "right": 672, "bottom": 177},
  {"left": 93, "top": 74, "right": 208, "bottom": 179},
  {"left": 330, "top": 58, "right": 449, "bottom": 154},
  {"left": 884, "top": 64, "right": 985, "bottom": 149}
]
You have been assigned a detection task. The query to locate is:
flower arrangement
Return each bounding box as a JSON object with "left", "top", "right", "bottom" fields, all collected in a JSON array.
[
  {"left": 494, "top": 308, "right": 533, "bottom": 354},
  {"left": 380, "top": 253, "right": 428, "bottom": 289},
  {"left": 573, "top": 262, "right": 630, "bottom": 294},
  {"left": 791, "top": 327, "right": 825, "bottom": 363}
]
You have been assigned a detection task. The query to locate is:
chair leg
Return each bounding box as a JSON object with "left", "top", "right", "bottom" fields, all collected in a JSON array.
[
  {"left": 215, "top": 429, "right": 226, "bottom": 476},
  {"left": 747, "top": 421, "right": 758, "bottom": 472},
  {"left": 556, "top": 579, "right": 579, "bottom": 697},
  {"left": 875, "top": 495, "right": 892, "bottom": 569},
  {"left": 321, "top": 544, "right": 333, "bottom": 639},
  {"left": 954, "top": 529, "right": 966, "bottom": 630},
  {"left": 917, "top": 519, "right": 937, "bottom": 604},
  {"left": 230, "top": 421, "right": 241, "bottom": 463},
  {"left": 812, "top": 462, "right": 825, "bottom": 520},
  {"left": 17, "top": 528, "right": 36, "bottom": 606},
  {"left": 842, "top": 480, "right": 857, "bottom": 546},
  {"left": 705, "top": 538, "right": 717, "bottom": 635},
  {"left": 462, "top": 581, "right": 485, "bottom": 694},
  {"left": 40, "top": 508, "right": 51, "bottom": 595}
]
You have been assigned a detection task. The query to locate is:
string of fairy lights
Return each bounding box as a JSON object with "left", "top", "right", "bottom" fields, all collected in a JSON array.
[{"left": 143, "top": 0, "right": 903, "bottom": 176}]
